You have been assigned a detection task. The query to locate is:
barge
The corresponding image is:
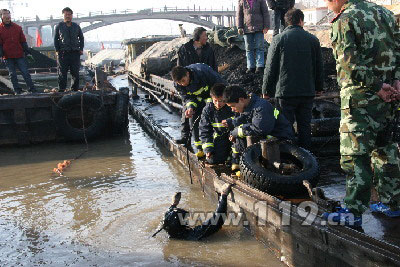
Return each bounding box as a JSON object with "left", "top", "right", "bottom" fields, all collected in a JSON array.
[
  {"left": 127, "top": 73, "right": 400, "bottom": 267},
  {"left": 0, "top": 88, "right": 129, "bottom": 146}
]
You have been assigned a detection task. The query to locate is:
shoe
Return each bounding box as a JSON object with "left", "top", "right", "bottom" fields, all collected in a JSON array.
[
  {"left": 246, "top": 68, "right": 255, "bottom": 74},
  {"left": 195, "top": 150, "right": 205, "bottom": 158},
  {"left": 231, "top": 163, "right": 240, "bottom": 171},
  {"left": 175, "top": 138, "right": 189, "bottom": 145},
  {"left": 370, "top": 202, "right": 400, "bottom": 217},
  {"left": 322, "top": 207, "right": 362, "bottom": 227},
  {"left": 255, "top": 67, "right": 264, "bottom": 74}
]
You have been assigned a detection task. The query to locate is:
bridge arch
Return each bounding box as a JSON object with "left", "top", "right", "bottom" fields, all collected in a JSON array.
[{"left": 80, "top": 16, "right": 216, "bottom": 33}]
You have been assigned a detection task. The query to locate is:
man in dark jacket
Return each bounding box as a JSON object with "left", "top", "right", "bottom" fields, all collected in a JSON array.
[
  {"left": 222, "top": 85, "right": 294, "bottom": 172},
  {"left": 267, "top": 0, "right": 295, "bottom": 36},
  {"left": 152, "top": 183, "right": 232, "bottom": 240},
  {"left": 199, "top": 83, "right": 234, "bottom": 165},
  {"left": 237, "top": 0, "right": 270, "bottom": 74},
  {"left": 171, "top": 64, "right": 226, "bottom": 158},
  {"left": 54, "top": 7, "right": 84, "bottom": 92},
  {"left": 262, "top": 9, "right": 323, "bottom": 149},
  {"left": 0, "top": 9, "right": 36, "bottom": 94},
  {"left": 177, "top": 27, "right": 217, "bottom": 72}
]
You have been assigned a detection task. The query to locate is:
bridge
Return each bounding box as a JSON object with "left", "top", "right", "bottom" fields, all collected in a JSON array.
[{"left": 16, "top": 6, "right": 236, "bottom": 37}]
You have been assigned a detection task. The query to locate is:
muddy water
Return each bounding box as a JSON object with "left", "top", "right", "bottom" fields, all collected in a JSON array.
[{"left": 0, "top": 118, "right": 283, "bottom": 266}]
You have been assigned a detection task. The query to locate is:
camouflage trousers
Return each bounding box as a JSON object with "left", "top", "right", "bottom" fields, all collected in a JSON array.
[{"left": 340, "top": 94, "right": 400, "bottom": 216}]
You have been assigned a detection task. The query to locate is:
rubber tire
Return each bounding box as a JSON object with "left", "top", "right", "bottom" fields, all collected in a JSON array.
[
  {"left": 310, "top": 117, "right": 340, "bottom": 137},
  {"left": 311, "top": 135, "right": 339, "bottom": 146},
  {"left": 240, "top": 142, "right": 320, "bottom": 197},
  {"left": 112, "top": 91, "right": 129, "bottom": 135},
  {"left": 312, "top": 100, "right": 340, "bottom": 118},
  {"left": 54, "top": 92, "right": 107, "bottom": 141},
  {"left": 294, "top": 117, "right": 340, "bottom": 137}
]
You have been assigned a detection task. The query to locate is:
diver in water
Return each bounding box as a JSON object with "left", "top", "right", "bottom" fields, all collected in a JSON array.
[{"left": 152, "top": 183, "right": 233, "bottom": 240}]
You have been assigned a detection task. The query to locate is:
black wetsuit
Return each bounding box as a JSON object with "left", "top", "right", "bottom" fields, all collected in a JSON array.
[{"left": 168, "top": 194, "right": 228, "bottom": 240}]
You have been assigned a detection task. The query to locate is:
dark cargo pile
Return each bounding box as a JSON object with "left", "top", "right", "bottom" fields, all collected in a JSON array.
[
  {"left": 211, "top": 44, "right": 338, "bottom": 94},
  {"left": 0, "top": 48, "right": 57, "bottom": 69}
]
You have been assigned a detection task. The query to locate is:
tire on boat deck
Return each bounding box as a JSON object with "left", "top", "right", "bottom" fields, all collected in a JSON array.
[
  {"left": 112, "top": 89, "right": 129, "bottom": 135},
  {"left": 54, "top": 92, "right": 107, "bottom": 141},
  {"left": 240, "top": 142, "right": 320, "bottom": 197}
]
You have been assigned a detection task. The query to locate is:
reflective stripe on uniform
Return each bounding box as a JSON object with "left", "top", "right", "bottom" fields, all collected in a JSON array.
[
  {"left": 213, "top": 132, "right": 220, "bottom": 139},
  {"left": 197, "top": 97, "right": 202, "bottom": 102},
  {"left": 274, "top": 108, "right": 280, "bottom": 119},
  {"left": 238, "top": 125, "right": 245, "bottom": 138},
  {"left": 194, "top": 141, "right": 202, "bottom": 145},
  {"left": 212, "top": 123, "right": 225, "bottom": 128},
  {"left": 206, "top": 98, "right": 212, "bottom": 103},
  {"left": 266, "top": 135, "right": 273, "bottom": 140},
  {"left": 232, "top": 147, "right": 239, "bottom": 154},
  {"left": 202, "top": 143, "right": 214, "bottom": 149},
  {"left": 186, "top": 86, "right": 209, "bottom": 96},
  {"left": 186, "top": 102, "right": 198, "bottom": 108}
]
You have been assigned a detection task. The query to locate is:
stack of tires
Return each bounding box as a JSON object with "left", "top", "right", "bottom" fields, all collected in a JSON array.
[{"left": 298, "top": 100, "right": 340, "bottom": 156}]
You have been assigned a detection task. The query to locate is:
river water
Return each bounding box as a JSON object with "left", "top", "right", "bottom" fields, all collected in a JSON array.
[{"left": 0, "top": 116, "right": 283, "bottom": 266}]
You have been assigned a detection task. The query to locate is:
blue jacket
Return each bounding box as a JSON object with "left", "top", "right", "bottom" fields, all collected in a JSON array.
[
  {"left": 175, "top": 63, "right": 226, "bottom": 111},
  {"left": 199, "top": 102, "right": 234, "bottom": 153},
  {"left": 226, "top": 94, "right": 294, "bottom": 140}
]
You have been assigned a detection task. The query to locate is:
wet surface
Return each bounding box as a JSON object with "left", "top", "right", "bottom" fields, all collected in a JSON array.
[
  {"left": 0, "top": 75, "right": 284, "bottom": 266},
  {"left": 318, "top": 157, "right": 400, "bottom": 246}
]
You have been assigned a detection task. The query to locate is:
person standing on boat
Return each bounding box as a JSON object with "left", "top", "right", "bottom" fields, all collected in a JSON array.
[
  {"left": 237, "top": 0, "right": 270, "bottom": 74},
  {"left": 152, "top": 183, "right": 232, "bottom": 240},
  {"left": 171, "top": 63, "right": 226, "bottom": 158},
  {"left": 54, "top": 7, "right": 84, "bottom": 92},
  {"left": 322, "top": 0, "right": 400, "bottom": 226},
  {"left": 221, "top": 85, "right": 294, "bottom": 173},
  {"left": 262, "top": 9, "right": 324, "bottom": 150},
  {"left": 0, "top": 9, "right": 37, "bottom": 94},
  {"left": 266, "top": 0, "right": 295, "bottom": 36},
  {"left": 199, "top": 83, "right": 234, "bottom": 165},
  {"left": 177, "top": 27, "right": 217, "bottom": 72}
]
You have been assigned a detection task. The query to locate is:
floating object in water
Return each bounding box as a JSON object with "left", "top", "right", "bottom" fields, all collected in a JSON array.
[{"left": 53, "top": 160, "right": 71, "bottom": 175}]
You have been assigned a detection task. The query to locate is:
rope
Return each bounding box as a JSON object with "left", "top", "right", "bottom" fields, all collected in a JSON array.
[{"left": 52, "top": 91, "right": 90, "bottom": 175}]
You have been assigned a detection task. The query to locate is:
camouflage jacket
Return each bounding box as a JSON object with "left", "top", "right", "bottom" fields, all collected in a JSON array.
[{"left": 331, "top": 0, "right": 400, "bottom": 106}]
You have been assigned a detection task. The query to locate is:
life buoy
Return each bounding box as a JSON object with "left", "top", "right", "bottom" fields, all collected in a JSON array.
[{"left": 54, "top": 92, "right": 107, "bottom": 141}]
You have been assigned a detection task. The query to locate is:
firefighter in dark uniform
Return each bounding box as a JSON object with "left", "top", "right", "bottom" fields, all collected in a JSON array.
[
  {"left": 171, "top": 63, "right": 226, "bottom": 158},
  {"left": 222, "top": 85, "right": 294, "bottom": 173},
  {"left": 199, "top": 83, "right": 234, "bottom": 165}
]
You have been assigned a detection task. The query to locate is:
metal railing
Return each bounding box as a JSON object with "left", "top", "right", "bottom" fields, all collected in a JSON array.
[{"left": 15, "top": 6, "right": 236, "bottom": 23}]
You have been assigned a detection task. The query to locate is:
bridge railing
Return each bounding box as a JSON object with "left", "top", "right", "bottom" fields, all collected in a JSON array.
[{"left": 15, "top": 6, "right": 236, "bottom": 23}]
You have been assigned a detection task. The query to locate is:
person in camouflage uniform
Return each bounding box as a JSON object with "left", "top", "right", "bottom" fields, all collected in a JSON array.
[{"left": 322, "top": 0, "right": 400, "bottom": 226}]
